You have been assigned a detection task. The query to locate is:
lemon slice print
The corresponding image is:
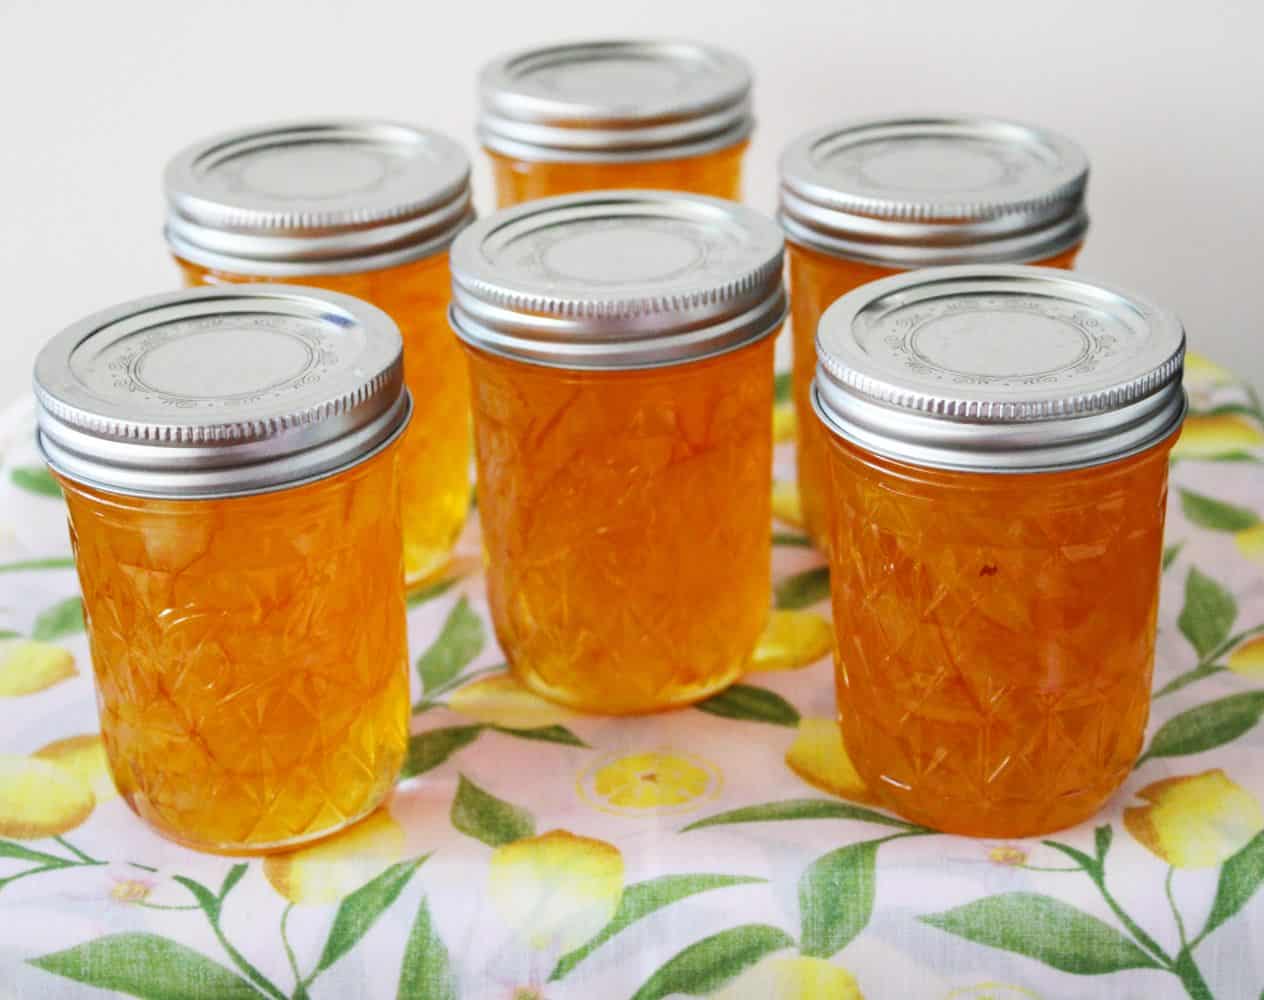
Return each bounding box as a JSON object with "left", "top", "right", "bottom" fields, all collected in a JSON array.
[{"left": 579, "top": 750, "right": 721, "bottom": 815}]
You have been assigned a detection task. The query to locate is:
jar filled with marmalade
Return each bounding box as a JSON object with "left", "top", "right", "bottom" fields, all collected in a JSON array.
[
  {"left": 812, "top": 266, "right": 1186, "bottom": 837},
  {"left": 450, "top": 191, "right": 786, "bottom": 714},
  {"left": 165, "top": 120, "right": 473, "bottom": 586},
  {"left": 780, "top": 115, "right": 1090, "bottom": 549},
  {"left": 478, "top": 40, "right": 754, "bottom": 207},
  {"left": 34, "top": 286, "right": 413, "bottom": 854}
]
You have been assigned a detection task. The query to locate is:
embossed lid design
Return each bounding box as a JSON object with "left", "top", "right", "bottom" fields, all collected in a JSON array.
[
  {"left": 780, "top": 116, "right": 1089, "bottom": 266},
  {"left": 448, "top": 190, "right": 786, "bottom": 369},
  {"left": 478, "top": 40, "right": 753, "bottom": 162},
  {"left": 812, "top": 266, "right": 1186, "bottom": 472},
  {"left": 165, "top": 120, "right": 473, "bottom": 275},
  {"left": 34, "top": 286, "right": 412, "bottom": 498}
]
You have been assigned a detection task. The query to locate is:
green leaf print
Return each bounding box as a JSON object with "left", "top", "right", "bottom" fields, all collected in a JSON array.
[
  {"left": 1139, "top": 691, "right": 1264, "bottom": 764},
  {"left": 1178, "top": 568, "right": 1238, "bottom": 658},
  {"left": 0, "top": 556, "right": 75, "bottom": 574},
  {"left": 920, "top": 893, "right": 1161, "bottom": 974},
  {"left": 550, "top": 873, "right": 765, "bottom": 981},
  {"left": 315, "top": 856, "right": 426, "bottom": 976},
  {"left": 450, "top": 774, "right": 534, "bottom": 847},
  {"left": 772, "top": 531, "right": 813, "bottom": 548},
  {"left": 0, "top": 839, "right": 66, "bottom": 865},
  {"left": 31, "top": 596, "right": 84, "bottom": 641},
  {"left": 10, "top": 466, "right": 61, "bottom": 498},
  {"left": 629, "top": 924, "right": 796, "bottom": 1000},
  {"left": 406, "top": 576, "right": 459, "bottom": 608},
  {"left": 1201, "top": 830, "right": 1264, "bottom": 940},
  {"left": 29, "top": 933, "right": 259, "bottom": 999},
  {"left": 416, "top": 597, "right": 485, "bottom": 693},
  {"left": 774, "top": 371, "right": 793, "bottom": 404},
  {"left": 400, "top": 725, "right": 484, "bottom": 779},
  {"left": 397, "top": 892, "right": 457, "bottom": 1000},
  {"left": 696, "top": 684, "right": 800, "bottom": 727},
  {"left": 682, "top": 798, "right": 922, "bottom": 834},
  {"left": 774, "top": 566, "right": 831, "bottom": 610},
  {"left": 798, "top": 840, "right": 878, "bottom": 958},
  {"left": 490, "top": 723, "right": 588, "bottom": 747},
  {"left": 1179, "top": 490, "right": 1260, "bottom": 532},
  {"left": 1162, "top": 543, "right": 1184, "bottom": 571}
]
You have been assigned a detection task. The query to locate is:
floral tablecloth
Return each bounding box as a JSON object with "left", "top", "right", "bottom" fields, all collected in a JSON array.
[{"left": 1, "top": 354, "right": 1263, "bottom": 1000}]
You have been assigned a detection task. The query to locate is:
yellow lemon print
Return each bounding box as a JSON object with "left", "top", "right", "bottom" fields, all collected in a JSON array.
[
  {"left": 1172, "top": 414, "right": 1264, "bottom": 460},
  {"left": 945, "top": 985, "right": 1043, "bottom": 1000},
  {"left": 1124, "top": 769, "right": 1264, "bottom": 869},
  {"left": 1228, "top": 636, "right": 1264, "bottom": 679},
  {"left": 773, "top": 401, "right": 797, "bottom": 444},
  {"left": 448, "top": 673, "right": 578, "bottom": 729},
  {"left": 581, "top": 751, "right": 721, "bottom": 815},
  {"left": 771, "top": 481, "right": 803, "bottom": 528},
  {"left": 748, "top": 611, "right": 833, "bottom": 673},
  {"left": 785, "top": 718, "right": 877, "bottom": 805},
  {"left": 263, "top": 809, "right": 406, "bottom": 905},
  {"left": 1184, "top": 352, "right": 1235, "bottom": 392},
  {"left": 488, "top": 830, "right": 623, "bottom": 952},
  {"left": 713, "top": 954, "right": 864, "bottom": 1000},
  {"left": 33, "top": 734, "right": 119, "bottom": 803},
  {"left": 0, "top": 754, "right": 95, "bottom": 839},
  {"left": 1235, "top": 524, "right": 1264, "bottom": 565},
  {"left": 0, "top": 640, "right": 76, "bottom": 697}
]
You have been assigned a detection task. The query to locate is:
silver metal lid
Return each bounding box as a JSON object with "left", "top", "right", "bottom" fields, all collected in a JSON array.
[
  {"left": 164, "top": 120, "right": 474, "bottom": 275},
  {"left": 812, "top": 266, "right": 1186, "bottom": 473},
  {"left": 780, "top": 116, "right": 1089, "bottom": 267},
  {"left": 449, "top": 190, "right": 786, "bottom": 370},
  {"left": 478, "top": 40, "right": 754, "bottom": 162},
  {"left": 34, "top": 286, "right": 412, "bottom": 499}
]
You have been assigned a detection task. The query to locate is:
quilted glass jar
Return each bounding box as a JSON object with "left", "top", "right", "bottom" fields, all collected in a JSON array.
[
  {"left": 478, "top": 40, "right": 752, "bottom": 207},
  {"left": 812, "top": 266, "right": 1186, "bottom": 837},
  {"left": 165, "top": 120, "right": 473, "bottom": 586},
  {"left": 780, "top": 116, "right": 1090, "bottom": 549},
  {"left": 450, "top": 192, "right": 786, "bottom": 714},
  {"left": 34, "top": 286, "right": 413, "bottom": 854}
]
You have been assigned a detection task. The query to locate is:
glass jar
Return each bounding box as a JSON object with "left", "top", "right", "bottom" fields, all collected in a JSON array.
[
  {"left": 34, "top": 286, "right": 413, "bottom": 854},
  {"left": 450, "top": 191, "right": 786, "bottom": 714},
  {"left": 165, "top": 120, "right": 473, "bottom": 586},
  {"left": 812, "top": 266, "right": 1186, "bottom": 837},
  {"left": 478, "top": 40, "right": 753, "bottom": 207},
  {"left": 780, "top": 116, "right": 1091, "bottom": 549}
]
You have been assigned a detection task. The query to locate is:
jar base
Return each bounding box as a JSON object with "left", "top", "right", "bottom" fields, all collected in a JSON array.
[{"left": 511, "top": 661, "right": 746, "bottom": 716}]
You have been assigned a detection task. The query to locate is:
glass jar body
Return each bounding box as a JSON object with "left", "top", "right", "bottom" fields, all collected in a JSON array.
[
  {"left": 466, "top": 336, "right": 776, "bottom": 713},
  {"left": 59, "top": 446, "right": 410, "bottom": 854},
  {"left": 485, "top": 142, "right": 747, "bottom": 207},
  {"left": 821, "top": 431, "right": 1176, "bottom": 837},
  {"left": 175, "top": 253, "right": 470, "bottom": 586},
  {"left": 788, "top": 242, "right": 1081, "bottom": 550}
]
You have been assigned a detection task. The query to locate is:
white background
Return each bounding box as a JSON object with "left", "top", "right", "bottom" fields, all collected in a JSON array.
[{"left": 1, "top": 0, "right": 1260, "bottom": 406}]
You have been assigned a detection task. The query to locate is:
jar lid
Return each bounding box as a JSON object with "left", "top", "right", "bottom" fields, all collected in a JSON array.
[
  {"left": 34, "top": 285, "right": 412, "bottom": 499},
  {"left": 448, "top": 190, "right": 786, "bottom": 370},
  {"left": 780, "top": 116, "right": 1089, "bottom": 266},
  {"left": 478, "top": 40, "right": 753, "bottom": 162},
  {"left": 164, "top": 120, "right": 474, "bottom": 275},
  {"left": 812, "top": 266, "right": 1186, "bottom": 473}
]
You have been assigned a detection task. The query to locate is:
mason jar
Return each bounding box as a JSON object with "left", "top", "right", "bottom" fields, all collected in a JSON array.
[
  {"left": 812, "top": 266, "right": 1186, "bottom": 837},
  {"left": 165, "top": 119, "right": 473, "bottom": 586},
  {"left": 34, "top": 286, "right": 413, "bottom": 854},
  {"left": 450, "top": 191, "right": 785, "bottom": 713},
  {"left": 780, "top": 115, "right": 1090, "bottom": 549},
  {"left": 478, "top": 40, "right": 753, "bottom": 206}
]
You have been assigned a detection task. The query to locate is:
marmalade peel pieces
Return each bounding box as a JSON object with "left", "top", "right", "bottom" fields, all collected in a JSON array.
[
  {"left": 60, "top": 450, "right": 410, "bottom": 853},
  {"left": 468, "top": 339, "right": 775, "bottom": 714},
  {"left": 823, "top": 434, "right": 1174, "bottom": 837}
]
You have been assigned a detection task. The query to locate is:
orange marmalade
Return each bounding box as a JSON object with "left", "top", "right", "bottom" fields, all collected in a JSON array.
[
  {"left": 779, "top": 116, "right": 1091, "bottom": 550},
  {"left": 450, "top": 191, "right": 786, "bottom": 714},
  {"left": 34, "top": 287, "right": 413, "bottom": 853},
  {"left": 479, "top": 40, "right": 753, "bottom": 207},
  {"left": 812, "top": 267, "right": 1186, "bottom": 837},
  {"left": 165, "top": 120, "right": 474, "bottom": 585}
]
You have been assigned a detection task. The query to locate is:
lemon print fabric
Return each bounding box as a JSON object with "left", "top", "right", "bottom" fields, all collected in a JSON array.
[
  {"left": 784, "top": 718, "right": 875, "bottom": 804},
  {"left": 488, "top": 830, "right": 623, "bottom": 952},
  {"left": 1172, "top": 413, "right": 1264, "bottom": 460},
  {"left": 771, "top": 481, "right": 803, "bottom": 528},
  {"left": 1228, "top": 635, "right": 1264, "bottom": 678},
  {"left": 33, "top": 734, "right": 118, "bottom": 803},
  {"left": 747, "top": 611, "right": 833, "bottom": 673},
  {"left": 263, "top": 808, "right": 407, "bottom": 904},
  {"left": 1124, "top": 769, "right": 1264, "bottom": 868},
  {"left": 1236, "top": 523, "right": 1264, "bottom": 564},
  {"left": 580, "top": 751, "right": 721, "bottom": 815},
  {"left": 0, "top": 640, "right": 76, "bottom": 696},
  {"left": 0, "top": 753, "right": 94, "bottom": 838},
  {"left": 449, "top": 673, "right": 578, "bottom": 729},
  {"left": 712, "top": 954, "right": 864, "bottom": 1000}
]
